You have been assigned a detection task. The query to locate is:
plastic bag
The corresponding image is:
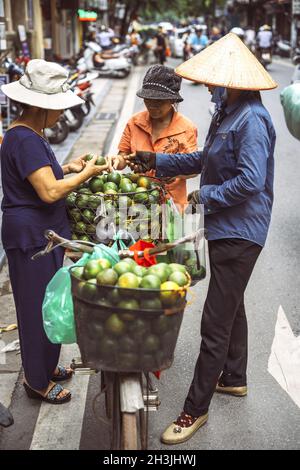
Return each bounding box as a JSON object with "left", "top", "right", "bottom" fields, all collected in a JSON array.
[
  {"left": 280, "top": 83, "right": 300, "bottom": 141},
  {"left": 164, "top": 199, "right": 207, "bottom": 284},
  {"left": 42, "top": 242, "right": 122, "bottom": 345}
]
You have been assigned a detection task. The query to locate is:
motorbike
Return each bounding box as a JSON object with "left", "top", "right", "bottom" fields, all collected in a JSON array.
[
  {"left": 274, "top": 39, "right": 292, "bottom": 58},
  {"left": 44, "top": 114, "right": 69, "bottom": 144},
  {"left": 77, "top": 41, "right": 131, "bottom": 78},
  {"left": 258, "top": 47, "right": 272, "bottom": 69},
  {"left": 291, "top": 48, "right": 300, "bottom": 84}
]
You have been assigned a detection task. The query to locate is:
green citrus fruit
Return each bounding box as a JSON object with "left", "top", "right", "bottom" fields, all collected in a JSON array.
[
  {"left": 119, "top": 181, "right": 133, "bottom": 193},
  {"left": 169, "top": 263, "right": 187, "bottom": 274},
  {"left": 150, "top": 189, "right": 160, "bottom": 201},
  {"left": 66, "top": 192, "right": 77, "bottom": 207},
  {"left": 141, "top": 297, "right": 162, "bottom": 310},
  {"left": 79, "top": 235, "right": 90, "bottom": 242},
  {"left": 118, "top": 272, "right": 139, "bottom": 289},
  {"left": 89, "top": 177, "right": 104, "bottom": 194},
  {"left": 142, "top": 334, "right": 160, "bottom": 353},
  {"left": 99, "top": 336, "right": 118, "bottom": 358},
  {"left": 127, "top": 318, "right": 150, "bottom": 341},
  {"left": 118, "top": 352, "right": 138, "bottom": 369},
  {"left": 96, "top": 156, "right": 106, "bottom": 166},
  {"left": 119, "top": 336, "right": 137, "bottom": 353},
  {"left": 69, "top": 208, "right": 82, "bottom": 222},
  {"left": 97, "top": 268, "right": 118, "bottom": 286},
  {"left": 148, "top": 264, "right": 169, "bottom": 283},
  {"left": 140, "top": 274, "right": 161, "bottom": 289},
  {"left": 87, "top": 194, "right": 100, "bottom": 210},
  {"left": 107, "top": 172, "right": 121, "bottom": 185},
  {"left": 84, "top": 154, "right": 94, "bottom": 161},
  {"left": 168, "top": 271, "right": 188, "bottom": 287},
  {"left": 81, "top": 278, "right": 98, "bottom": 300},
  {"left": 71, "top": 233, "right": 79, "bottom": 240},
  {"left": 98, "top": 258, "right": 111, "bottom": 270},
  {"left": 82, "top": 209, "right": 94, "bottom": 223},
  {"left": 128, "top": 173, "right": 140, "bottom": 183},
  {"left": 160, "top": 281, "right": 181, "bottom": 307},
  {"left": 75, "top": 221, "right": 86, "bottom": 234},
  {"left": 104, "top": 181, "right": 118, "bottom": 192},
  {"left": 113, "top": 261, "right": 133, "bottom": 276},
  {"left": 121, "top": 257, "right": 136, "bottom": 267},
  {"left": 104, "top": 188, "right": 118, "bottom": 195},
  {"left": 76, "top": 194, "right": 90, "bottom": 208},
  {"left": 133, "top": 265, "right": 147, "bottom": 277},
  {"left": 105, "top": 314, "right": 126, "bottom": 336},
  {"left": 133, "top": 187, "right": 149, "bottom": 204},
  {"left": 152, "top": 314, "right": 172, "bottom": 335},
  {"left": 83, "top": 260, "right": 103, "bottom": 280},
  {"left": 118, "top": 195, "right": 132, "bottom": 207},
  {"left": 137, "top": 176, "right": 151, "bottom": 189},
  {"left": 86, "top": 224, "right": 96, "bottom": 234},
  {"left": 107, "top": 287, "right": 121, "bottom": 304},
  {"left": 72, "top": 266, "right": 84, "bottom": 279},
  {"left": 118, "top": 299, "right": 139, "bottom": 310}
]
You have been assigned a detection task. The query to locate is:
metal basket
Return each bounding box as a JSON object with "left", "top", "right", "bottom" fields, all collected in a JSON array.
[
  {"left": 66, "top": 174, "right": 167, "bottom": 245},
  {"left": 70, "top": 267, "right": 189, "bottom": 372}
]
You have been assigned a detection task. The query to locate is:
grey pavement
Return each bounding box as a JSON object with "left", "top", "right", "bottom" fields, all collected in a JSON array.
[{"left": 0, "top": 59, "right": 300, "bottom": 450}]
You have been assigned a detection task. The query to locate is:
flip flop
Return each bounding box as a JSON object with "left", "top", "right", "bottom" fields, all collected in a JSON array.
[
  {"left": 52, "top": 365, "right": 74, "bottom": 382},
  {"left": 23, "top": 382, "right": 71, "bottom": 405}
]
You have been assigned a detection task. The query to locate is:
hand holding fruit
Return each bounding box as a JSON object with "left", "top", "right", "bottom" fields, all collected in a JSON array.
[
  {"left": 67, "top": 154, "right": 87, "bottom": 174},
  {"left": 124, "top": 151, "right": 156, "bottom": 173},
  {"left": 106, "top": 154, "right": 127, "bottom": 171},
  {"left": 84, "top": 155, "right": 108, "bottom": 178}
]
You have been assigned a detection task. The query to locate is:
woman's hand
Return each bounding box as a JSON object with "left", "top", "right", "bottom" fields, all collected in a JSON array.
[
  {"left": 83, "top": 155, "right": 108, "bottom": 178},
  {"left": 67, "top": 155, "right": 87, "bottom": 174},
  {"left": 124, "top": 151, "right": 156, "bottom": 173},
  {"left": 106, "top": 154, "right": 127, "bottom": 171}
]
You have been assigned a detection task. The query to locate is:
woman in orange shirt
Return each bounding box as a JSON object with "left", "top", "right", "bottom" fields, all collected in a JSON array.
[{"left": 114, "top": 65, "right": 198, "bottom": 212}]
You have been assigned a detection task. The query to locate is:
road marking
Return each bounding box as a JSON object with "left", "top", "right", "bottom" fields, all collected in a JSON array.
[
  {"left": 273, "top": 59, "right": 294, "bottom": 69},
  {"left": 29, "top": 344, "right": 90, "bottom": 450},
  {"left": 107, "top": 68, "right": 142, "bottom": 155},
  {"left": 268, "top": 305, "right": 300, "bottom": 409}
]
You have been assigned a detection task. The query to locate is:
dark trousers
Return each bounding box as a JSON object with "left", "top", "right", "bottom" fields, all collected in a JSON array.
[
  {"left": 184, "top": 238, "right": 262, "bottom": 417},
  {"left": 6, "top": 246, "right": 64, "bottom": 390}
]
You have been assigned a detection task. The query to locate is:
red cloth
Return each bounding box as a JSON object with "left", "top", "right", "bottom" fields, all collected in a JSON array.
[{"left": 130, "top": 240, "right": 157, "bottom": 266}]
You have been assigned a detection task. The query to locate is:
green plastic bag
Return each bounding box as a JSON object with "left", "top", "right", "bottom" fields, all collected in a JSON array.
[
  {"left": 42, "top": 242, "right": 122, "bottom": 345},
  {"left": 280, "top": 83, "right": 300, "bottom": 141}
]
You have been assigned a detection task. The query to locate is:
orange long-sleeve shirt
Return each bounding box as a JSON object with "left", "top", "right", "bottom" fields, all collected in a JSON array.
[{"left": 118, "top": 110, "right": 198, "bottom": 211}]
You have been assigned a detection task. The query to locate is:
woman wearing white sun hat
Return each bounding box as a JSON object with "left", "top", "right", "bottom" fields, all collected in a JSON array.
[
  {"left": 123, "top": 33, "right": 278, "bottom": 444},
  {"left": 0, "top": 60, "right": 108, "bottom": 405}
]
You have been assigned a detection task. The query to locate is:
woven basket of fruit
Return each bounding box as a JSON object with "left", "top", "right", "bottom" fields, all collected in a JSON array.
[
  {"left": 66, "top": 169, "right": 166, "bottom": 245},
  {"left": 70, "top": 257, "right": 191, "bottom": 372}
]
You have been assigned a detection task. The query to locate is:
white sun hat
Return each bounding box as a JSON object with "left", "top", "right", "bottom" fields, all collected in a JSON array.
[
  {"left": 1, "top": 59, "right": 84, "bottom": 110},
  {"left": 175, "top": 32, "right": 278, "bottom": 90}
]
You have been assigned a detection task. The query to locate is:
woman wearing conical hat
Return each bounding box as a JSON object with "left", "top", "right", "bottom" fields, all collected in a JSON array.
[{"left": 121, "top": 33, "right": 277, "bottom": 444}]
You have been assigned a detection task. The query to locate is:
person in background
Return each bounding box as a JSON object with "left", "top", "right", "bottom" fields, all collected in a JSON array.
[
  {"left": 0, "top": 60, "right": 108, "bottom": 405},
  {"left": 188, "top": 26, "right": 209, "bottom": 53},
  {"left": 244, "top": 25, "right": 256, "bottom": 51},
  {"left": 97, "top": 25, "right": 115, "bottom": 51},
  {"left": 256, "top": 25, "right": 273, "bottom": 60},
  {"left": 209, "top": 26, "right": 222, "bottom": 43},
  {"left": 155, "top": 26, "right": 167, "bottom": 64},
  {"left": 109, "top": 65, "right": 198, "bottom": 212}
]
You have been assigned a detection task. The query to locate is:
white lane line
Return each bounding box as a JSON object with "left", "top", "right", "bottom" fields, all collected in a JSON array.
[
  {"left": 30, "top": 344, "right": 90, "bottom": 450},
  {"left": 272, "top": 59, "right": 294, "bottom": 69},
  {"left": 107, "top": 68, "right": 142, "bottom": 155},
  {"left": 0, "top": 373, "right": 18, "bottom": 408},
  {"left": 268, "top": 305, "right": 300, "bottom": 409}
]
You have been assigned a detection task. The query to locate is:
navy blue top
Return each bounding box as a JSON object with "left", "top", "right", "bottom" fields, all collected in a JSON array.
[
  {"left": 1, "top": 126, "right": 71, "bottom": 250},
  {"left": 156, "top": 94, "right": 276, "bottom": 247}
]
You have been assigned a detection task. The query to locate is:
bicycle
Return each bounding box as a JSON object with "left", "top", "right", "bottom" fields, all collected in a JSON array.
[{"left": 34, "top": 228, "right": 204, "bottom": 449}]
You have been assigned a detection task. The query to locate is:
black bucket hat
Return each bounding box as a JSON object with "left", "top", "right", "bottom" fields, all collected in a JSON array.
[{"left": 136, "top": 65, "right": 183, "bottom": 102}]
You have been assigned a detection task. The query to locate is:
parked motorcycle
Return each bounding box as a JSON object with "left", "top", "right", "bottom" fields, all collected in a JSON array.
[
  {"left": 274, "top": 39, "right": 292, "bottom": 58},
  {"left": 77, "top": 41, "right": 131, "bottom": 78},
  {"left": 44, "top": 114, "right": 69, "bottom": 144},
  {"left": 291, "top": 48, "right": 300, "bottom": 84}
]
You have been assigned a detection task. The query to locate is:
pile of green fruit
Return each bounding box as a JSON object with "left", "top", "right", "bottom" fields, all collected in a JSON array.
[
  {"left": 65, "top": 161, "right": 164, "bottom": 243},
  {"left": 70, "top": 257, "right": 190, "bottom": 372}
]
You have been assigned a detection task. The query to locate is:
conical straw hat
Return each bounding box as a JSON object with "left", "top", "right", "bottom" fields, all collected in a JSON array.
[{"left": 175, "top": 33, "right": 277, "bottom": 90}]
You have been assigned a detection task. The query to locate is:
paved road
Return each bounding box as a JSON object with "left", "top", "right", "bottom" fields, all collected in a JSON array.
[{"left": 1, "top": 59, "right": 299, "bottom": 450}]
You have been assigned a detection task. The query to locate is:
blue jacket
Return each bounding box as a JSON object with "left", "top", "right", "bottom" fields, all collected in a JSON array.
[{"left": 156, "top": 94, "right": 276, "bottom": 247}]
